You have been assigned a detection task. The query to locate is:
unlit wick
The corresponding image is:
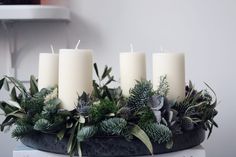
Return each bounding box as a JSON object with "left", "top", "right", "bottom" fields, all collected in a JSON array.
[
  {"left": 130, "top": 43, "right": 134, "bottom": 53},
  {"left": 75, "top": 40, "right": 81, "bottom": 49},
  {"left": 50, "top": 44, "right": 55, "bottom": 54}
]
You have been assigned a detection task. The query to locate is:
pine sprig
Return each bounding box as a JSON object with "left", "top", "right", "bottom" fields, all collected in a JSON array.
[
  {"left": 127, "top": 80, "right": 153, "bottom": 111},
  {"left": 156, "top": 75, "right": 169, "bottom": 97},
  {"left": 12, "top": 125, "right": 33, "bottom": 139},
  {"left": 100, "top": 118, "right": 127, "bottom": 136},
  {"left": 142, "top": 123, "right": 172, "bottom": 144}
]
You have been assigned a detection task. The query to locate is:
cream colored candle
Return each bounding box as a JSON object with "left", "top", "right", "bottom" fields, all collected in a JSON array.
[
  {"left": 38, "top": 53, "right": 59, "bottom": 90},
  {"left": 120, "top": 48, "right": 146, "bottom": 96},
  {"left": 153, "top": 53, "right": 185, "bottom": 101},
  {"left": 59, "top": 49, "right": 93, "bottom": 111}
]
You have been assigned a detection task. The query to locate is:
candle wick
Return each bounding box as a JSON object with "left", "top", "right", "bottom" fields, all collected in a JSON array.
[
  {"left": 50, "top": 44, "right": 55, "bottom": 54},
  {"left": 130, "top": 43, "right": 134, "bottom": 53},
  {"left": 160, "top": 46, "right": 164, "bottom": 53},
  {"left": 75, "top": 40, "right": 81, "bottom": 49}
]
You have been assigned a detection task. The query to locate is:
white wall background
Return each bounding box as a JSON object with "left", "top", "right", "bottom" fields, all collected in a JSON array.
[{"left": 0, "top": 0, "right": 236, "bottom": 156}]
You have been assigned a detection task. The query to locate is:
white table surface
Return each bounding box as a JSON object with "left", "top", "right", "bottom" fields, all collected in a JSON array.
[{"left": 13, "top": 143, "right": 206, "bottom": 157}]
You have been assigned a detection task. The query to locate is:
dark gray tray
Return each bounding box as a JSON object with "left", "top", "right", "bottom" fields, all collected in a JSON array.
[{"left": 21, "top": 128, "right": 205, "bottom": 157}]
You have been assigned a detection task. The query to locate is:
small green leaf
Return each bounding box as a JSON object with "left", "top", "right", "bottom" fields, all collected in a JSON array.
[
  {"left": 5, "top": 76, "right": 27, "bottom": 97},
  {"left": 93, "top": 63, "right": 100, "bottom": 79},
  {"left": 101, "top": 66, "right": 108, "bottom": 80},
  {"left": 0, "top": 101, "right": 18, "bottom": 114},
  {"left": 10, "top": 87, "right": 18, "bottom": 102},
  {"left": 130, "top": 124, "right": 153, "bottom": 155},
  {"left": 29, "top": 75, "right": 38, "bottom": 95},
  {"left": 57, "top": 129, "right": 66, "bottom": 140},
  {"left": 0, "top": 115, "right": 16, "bottom": 131},
  {"left": 0, "top": 78, "right": 5, "bottom": 90},
  {"left": 3, "top": 79, "right": 10, "bottom": 91},
  {"left": 105, "top": 76, "right": 114, "bottom": 86},
  {"left": 79, "top": 116, "right": 85, "bottom": 124}
]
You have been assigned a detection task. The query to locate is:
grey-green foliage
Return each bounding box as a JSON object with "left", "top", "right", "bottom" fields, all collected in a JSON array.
[
  {"left": 77, "top": 126, "right": 98, "bottom": 142},
  {"left": 156, "top": 75, "right": 169, "bottom": 97},
  {"left": 181, "top": 116, "right": 194, "bottom": 131},
  {"left": 173, "top": 81, "right": 218, "bottom": 138},
  {"left": 142, "top": 123, "right": 172, "bottom": 144},
  {"left": 12, "top": 125, "right": 33, "bottom": 139},
  {"left": 100, "top": 118, "right": 127, "bottom": 135},
  {"left": 34, "top": 119, "right": 51, "bottom": 131},
  {"left": 127, "top": 80, "right": 153, "bottom": 111},
  {"left": 76, "top": 92, "right": 91, "bottom": 117}
]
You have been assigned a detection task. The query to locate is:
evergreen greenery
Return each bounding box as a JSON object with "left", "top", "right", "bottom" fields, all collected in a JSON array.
[
  {"left": 142, "top": 123, "right": 172, "bottom": 144},
  {"left": 100, "top": 118, "right": 127, "bottom": 136},
  {"left": 0, "top": 64, "right": 218, "bottom": 157},
  {"left": 127, "top": 80, "right": 153, "bottom": 111}
]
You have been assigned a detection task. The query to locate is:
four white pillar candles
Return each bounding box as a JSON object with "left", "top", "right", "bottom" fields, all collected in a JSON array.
[
  {"left": 153, "top": 53, "right": 185, "bottom": 101},
  {"left": 58, "top": 49, "right": 93, "bottom": 111},
  {"left": 120, "top": 45, "right": 146, "bottom": 96},
  {"left": 38, "top": 53, "right": 59, "bottom": 90},
  {"left": 38, "top": 44, "right": 185, "bottom": 110}
]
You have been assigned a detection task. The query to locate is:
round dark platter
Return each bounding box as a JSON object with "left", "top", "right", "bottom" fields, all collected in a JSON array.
[{"left": 21, "top": 128, "right": 205, "bottom": 157}]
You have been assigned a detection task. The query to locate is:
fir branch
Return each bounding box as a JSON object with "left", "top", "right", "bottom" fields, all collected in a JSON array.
[
  {"left": 77, "top": 126, "right": 98, "bottom": 142},
  {"left": 12, "top": 125, "right": 33, "bottom": 139},
  {"left": 127, "top": 80, "right": 153, "bottom": 111},
  {"left": 100, "top": 118, "right": 127, "bottom": 135},
  {"left": 156, "top": 75, "right": 169, "bottom": 97},
  {"left": 142, "top": 123, "right": 172, "bottom": 144}
]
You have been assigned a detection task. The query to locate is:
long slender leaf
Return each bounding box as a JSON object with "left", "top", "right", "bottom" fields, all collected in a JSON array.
[
  {"left": 130, "top": 124, "right": 153, "bottom": 155},
  {"left": 0, "top": 101, "right": 18, "bottom": 114},
  {"left": 67, "top": 121, "right": 79, "bottom": 154},
  {"left": 0, "top": 78, "right": 5, "bottom": 90},
  {"left": 29, "top": 75, "right": 38, "bottom": 95},
  {"left": 10, "top": 87, "right": 18, "bottom": 102},
  {"left": 102, "top": 66, "right": 112, "bottom": 79},
  {"left": 101, "top": 66, "right": 108, "bottom": 80},
  {"left": 0, "top": 115, "right": 16, "bottom": 131},
  {"left": 3, "top": 79, "right": 10, "bottom": 91},
  {"left": 5, "top": 76, "right": 28, "bottom": 97},
  {"left": 93, "top": 63, "right": 100, "bottom": 79}
]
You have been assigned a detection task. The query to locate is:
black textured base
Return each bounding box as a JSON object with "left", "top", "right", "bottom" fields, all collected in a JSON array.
[{"left": 21, "top": 128, "right": 205, "bottom": 157}]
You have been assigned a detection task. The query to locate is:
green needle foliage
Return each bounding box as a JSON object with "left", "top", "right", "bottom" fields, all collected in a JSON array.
[
  {"left": 100, "top": 118, "right": 127, "bottom": 135},
  {"left": 127, "top": 80, "right": 153, "bottom": 111},
  {"left": 142, "top": 123, "right": 172, "bottom": 144},
  {"left": 90, "top": 99, "right": 118, "bottom": 123},
  {"left": 0, "top": 65, "right": 219, "bottom": 157}
]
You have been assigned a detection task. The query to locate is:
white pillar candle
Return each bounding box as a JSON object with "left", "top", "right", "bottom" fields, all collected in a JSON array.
[
  {"left": 38, "top": 53, "right": 59, "bottom": 90},
  {"left": 59, "top": 49, "right": 93, "bottom": 111},
  {"left": 120, "top": 45, "right": 146, "bottom": 96},
  {"left": 152, "top": 53, "right": 185, "bottom": 101}
]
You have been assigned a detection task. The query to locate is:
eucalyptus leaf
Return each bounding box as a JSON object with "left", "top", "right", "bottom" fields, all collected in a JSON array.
[
  {"left": 130, "top": 124, "right": 153, "bottom": 155},
  {"left": 67, "top": 121, "right": 79, "bottom": 154}
]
